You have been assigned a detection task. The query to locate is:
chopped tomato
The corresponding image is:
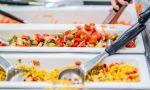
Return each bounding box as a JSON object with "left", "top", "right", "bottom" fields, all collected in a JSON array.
[
  {"left": 56, "top": 41, "right": 64, "bottom": 47},
  {"left": 32, "top": 77, "right": 38, "bottom": 81},
  {"left": 59, "top": 37, "right": 68, "bottom": 43},
  {"left": 92, "top": 32, "right": 102, "bottom": 40},
  {"left": 71, "top": 42, "right": 78, "bottom": 47},
  {"left": 0, "top": 42, "right": 7, "bottom": 46},
  {"left": 74, "top": 38, "right": 83, "bottom": 42},
  {"left": 22, "top": 35, "right": 30, "bottom": 40},
  {"left": 35, "top": 34, "right": 45, "bottom": 42},
  {"left": 89, "top": 37, "right": 97, "bottom": 45},
  {"left": 89, "top": 35, "right": 97, "bottom": 44},
  {"left": 33, "top": 60, "right": 40, "bottom": 66},
  {"left": 97, "top": 33, "right": 102, "bottom": 40},
  {"left": 89, "top": 23, "right": 95, "bottom": 26},
  {"left": 24, "top": 43, "right": 30, "bottom": 47},
  {"left": 125, "top": 41, "right": 135, "bottom": 48},
  {"left": 74, "top": 32, "right": 80, "bottom": 38},
  {"left": 75, "top": 60, "right": 81, "bottom": 66},
  {"left": 76, "top": 25, "right": 83, "bottom": 30},
  {"left": 2, "top": 43, "right": 7, "bottom": 46},
  {"left": 84, "top": 24, "right": 91, "bottom": 31},
  {"left": 43, "top": 34, "right": 49, "bottom": 37},
  {"left": 65, "top": 30, "right": 71, "bottom": 35},
  {"left": 90, "top": 26, "right": 96, "bottom": 33}
]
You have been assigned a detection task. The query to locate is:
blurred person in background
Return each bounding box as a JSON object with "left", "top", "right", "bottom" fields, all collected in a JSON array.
[
  {"left": 111, "top": 0, "right": 150, "bottom": 10},
  {"left": 111, "top": 0, "right": 150, "bottom": 44}
]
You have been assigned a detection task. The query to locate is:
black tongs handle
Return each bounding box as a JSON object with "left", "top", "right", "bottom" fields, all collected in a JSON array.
[
  {"left": 105, "top": 7, "right": 150, "bottom": 55},
  {"left": 139, "top": 7, "right": 150, "bottom": 24},
  {"left": 106, "top": 24, "right": 145, "bottom": 55}
]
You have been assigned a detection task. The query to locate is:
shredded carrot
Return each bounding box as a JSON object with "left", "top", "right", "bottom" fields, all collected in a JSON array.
[{"left": 135, "top": 3, "right": 142, "bottom": 17}]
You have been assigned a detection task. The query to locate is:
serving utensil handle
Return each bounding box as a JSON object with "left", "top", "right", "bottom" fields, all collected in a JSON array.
[{"left": 0, "top": 56, "right": 12, "bottom": 70}]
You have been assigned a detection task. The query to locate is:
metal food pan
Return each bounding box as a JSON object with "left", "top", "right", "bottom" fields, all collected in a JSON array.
[
  {"left": 0, "top": 53, "right": 149, "bottom": 89},
  {"left": 0, "top": 24, "right": 145, "bottom": 53}
]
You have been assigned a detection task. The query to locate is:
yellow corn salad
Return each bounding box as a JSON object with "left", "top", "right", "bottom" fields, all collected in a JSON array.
[
  {"left": 86, "top": 63, "right": 140, "bottom": 82},
  {"left": 0, "top": 66, "right": 6, "bottom": 81},
  {"left": 17, "top": 63, "right": 75, "bottom": 84},
  {"left": 0, "top": 59, "right": 139, "bottom": 83}
]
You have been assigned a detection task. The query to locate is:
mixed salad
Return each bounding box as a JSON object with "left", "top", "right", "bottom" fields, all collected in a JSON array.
[
  {"left": 0, "top": 24, "right": 136, "bottom": 48},
  {"left": 0, "top": 59, "right": 140, "bottom": 83},
  {"left": 18, "top": 59, "right": 139, "bottom": 83}
]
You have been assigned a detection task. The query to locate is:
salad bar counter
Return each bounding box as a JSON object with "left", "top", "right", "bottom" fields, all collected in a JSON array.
[{"left": 0, "top": 4, "right": 150, "bottom": 90}]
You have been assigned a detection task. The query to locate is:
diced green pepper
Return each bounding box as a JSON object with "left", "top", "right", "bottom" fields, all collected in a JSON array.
[
  {"left": 29, "top": 40, "right": 33, "bottom": 45},
  {"left": 12, "top": 35, "right": 18, "bottom": 39},
  {"left": 110, "top": 34, "right": 115, "bottom": 40},
  {"left": 8, "top": 38, "right": 13, "bottom": 45},
  {"left": 47, "top": 42, "right": 55, "bottom": 47},
  {"left": 57, "top": 34, "right": 63, "bottom": 38},
  {"left": 66, "top": 40, "right": 74, "bottom": 45},
  {"left": 8, "top": 35, "right": 18, "bottom": 45},
  {"left": 71, "top": 30, "right": 77, "bottom": 34}
]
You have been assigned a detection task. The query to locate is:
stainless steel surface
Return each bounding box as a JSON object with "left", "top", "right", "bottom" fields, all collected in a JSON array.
[
  {"left": 0, "top": 56, "right": 12, "bottom": 69},
  {"left": 58, "top": 68, "right": 84, "bottom": 84},
  {"left": 0, "top": 56, "right": 28, "bottom": 81},
  {"left": 7, "top": 68, "right": 28, "bottom": 81},
  {"left": 82, "top": 51, "right": 109, "bottom": 73},
  {"left": 58, "top": 51, "right": 109, "bottom": 83}
]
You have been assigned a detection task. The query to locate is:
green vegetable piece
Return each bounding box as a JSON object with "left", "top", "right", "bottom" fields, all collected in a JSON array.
[
  {"left": 110, "top": 34, "right": 115, "bottom": 40},
  {"left": 8, "top": 35, "right": 18, "bottom": 45},
  {"left": 47, "top": 43, "right": 55, "bottom": 47},
  {"left": 66, "top": 40, "right": 74, "bottom": 45},
  {"left": 12, "top": 35, "right": 17, "bottom": 39},
  {"left": 57, "top": 34, "right": 63, "bottom": 38},
  {"left": 8, "top": 38, "right": 13, "bottom": 45},
  {"left": 29, "top": 40, "right": 33, "bottom": 45},
  {"left": 71, "top": 30, "right": 77, "bottom": 34}
]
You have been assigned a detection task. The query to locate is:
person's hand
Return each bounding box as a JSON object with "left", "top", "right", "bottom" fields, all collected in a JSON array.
[{"left": 111, "top": 0, "right": 129, "bottom": 10}]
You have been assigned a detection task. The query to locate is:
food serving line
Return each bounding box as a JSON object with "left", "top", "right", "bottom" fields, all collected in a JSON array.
[{"left": 0, "top": 4, "right": 150, "bottom": 90}]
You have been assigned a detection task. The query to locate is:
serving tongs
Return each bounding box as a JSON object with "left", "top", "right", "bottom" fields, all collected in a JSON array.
[
  {"left": 0, "top": 9, "right": 25, "bottom": 23},
  {"left": 0, "top": 10, "right": 25, "bottom": 45},
  {"left": 103, "top": 0, "right": 132, "bottom": 24},
  {"left": 0, "top": 0, "right": 43, "bottom": 6},
  {"left": 59, "top": 7, "right": 150, "bottom": 84},
  {"left": 0, "top": 56, "right": 28, "bottom": 81}
]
